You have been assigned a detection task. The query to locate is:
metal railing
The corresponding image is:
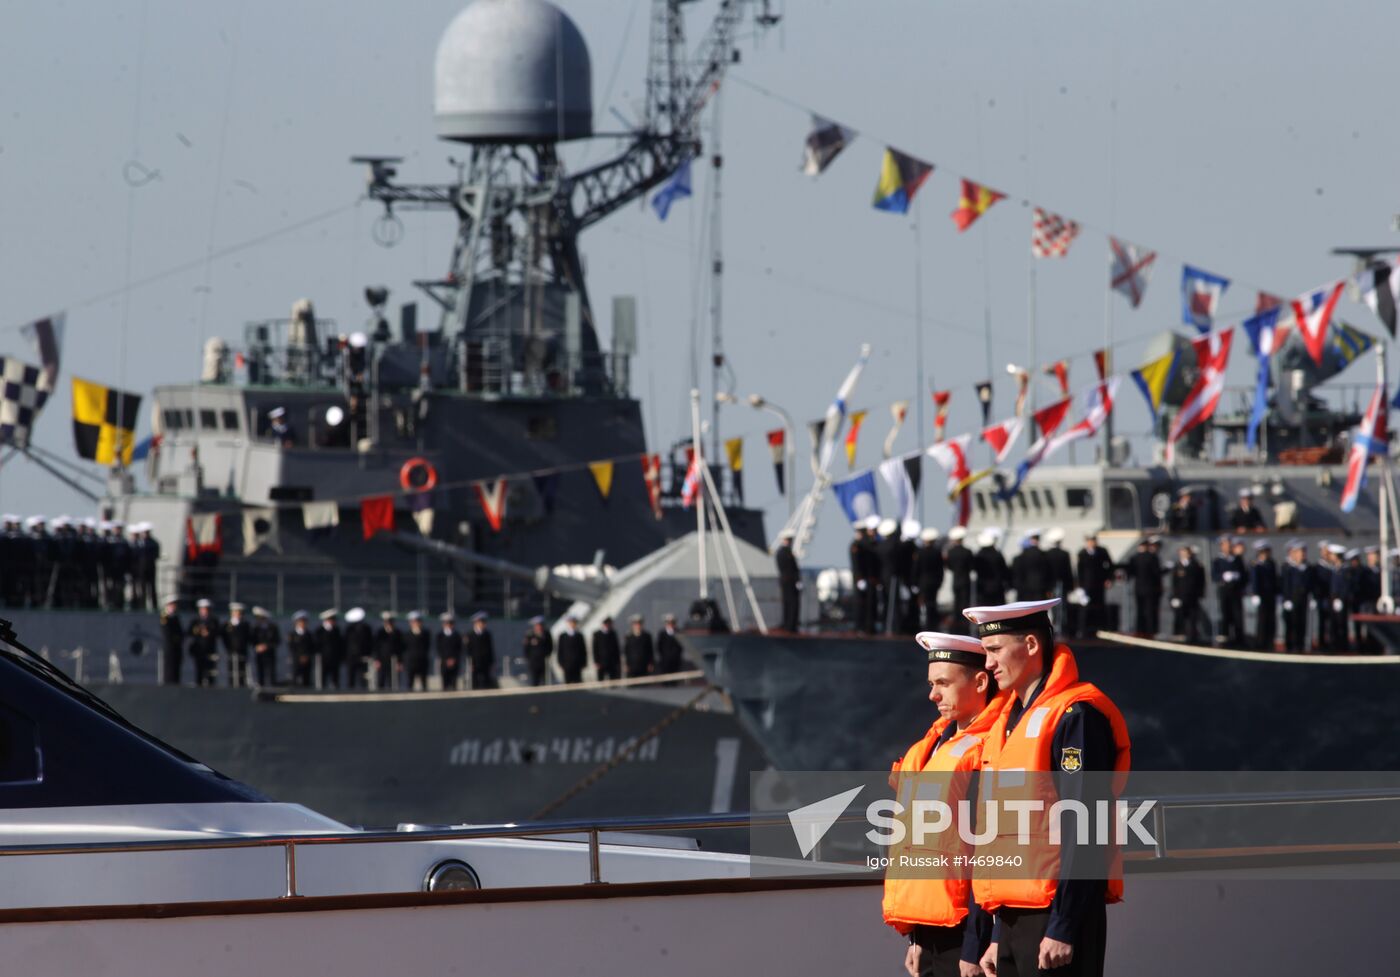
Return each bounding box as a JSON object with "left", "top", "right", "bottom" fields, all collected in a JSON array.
[{"left": 5, "top": 786, "right": 1400, "bottom": 900}]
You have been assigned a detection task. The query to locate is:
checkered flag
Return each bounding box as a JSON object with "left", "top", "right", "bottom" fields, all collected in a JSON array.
[
  {"left": 0, "top": 356, "right": 53, "bottom": 448},
  {"left": 1031, "top": 207, "right": 1081, "bottom": 258}
]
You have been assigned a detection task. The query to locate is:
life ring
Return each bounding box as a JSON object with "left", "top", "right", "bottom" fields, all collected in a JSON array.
[{"left": 400, "top": 457, "right": 438, "bottom": 493}]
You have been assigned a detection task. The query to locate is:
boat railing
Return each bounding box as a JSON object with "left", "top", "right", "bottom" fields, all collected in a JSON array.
[{"left": 3, "top": 786, "right": 1399, "bottom": 896}]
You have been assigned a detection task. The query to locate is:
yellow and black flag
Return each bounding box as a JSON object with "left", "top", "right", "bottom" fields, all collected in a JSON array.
[{"left": 72, "top": 377, "right": 141, "bottom": 465}]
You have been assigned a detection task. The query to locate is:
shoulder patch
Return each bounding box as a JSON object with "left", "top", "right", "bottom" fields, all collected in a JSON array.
[{"left": 1060, "top": 747, "right": 1082, "bottom": 773}]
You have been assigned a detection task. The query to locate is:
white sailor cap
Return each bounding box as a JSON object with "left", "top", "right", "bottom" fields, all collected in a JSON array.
[
  {"left": 1024, "top": 527, "right": 1044, "bottom": 540},
  {"left": 51, "top": 516, "right": 71, "bottom": 529},
  {"left": 1344, "top": 548, "right": 1361, "bottom": 561},
  {"left": 269, "top": 407, "right": 286, "bottom": 419},
  {"left": 861, "top": 515, "right": 881, "bottom": 531},
  {"left": 470, "top": 611, "right": 488, "bottom": 622},
  {"left": 920, "top": 527, "right": 941, "bottom": 543},
  {"left": 778, "top": 529, "right": 795, "bottom": 540},
  {"left": 977, "top": 528, "right": 999, "bottom": 548},
  {"left": 195, "top": 598, "right": 211, "bottom": 608},
  {"left": 1, "top": 514, "right": 17, "bottom": 524},
  {"left": 110, "top": 520, "right": 125, "bottom": 530},
  {"left": 962, "top": 598, "right": 1062, "bottom": 638},
  {"left": 162, "top": 594, "right": 180, "bottom": 607},
  {"left": 948, "top": 526, "right": 967, "bottom": 541},
  {"left": 877, "top": 518, "right": 898, "bottom": 537},
  {"left": 901, "top": 519, "right": 922, "bottom": 540},
  {"left": 406, "top": 610, "right": 422, "bottom": 622},
  {"left": 344, "top": 607, "right": 365, "bottom": 623},
  {"left": 229, "top": 602, "right": 246, "bottom": 612},
  {"left": 96, "top": 520, "right": 112, "bottom": 531},
  {"left": 380, "top": 610, "right": 397, "bottom": 620},
  {"left": 1045, "top": 528, "right": 1065, "bottom": 544},
  {"left": 1286, "top": 538, "right": 1306, "bottom": 551},
  {"left": 1238, "top": 488, "right": 1252, "bottom": 498},
  {"left": 82, "top": 517, "right": 97, "bottom": 529},
  {"left": 320, "top": 608, "right": 339, "bottom": 621},
  {"left": 915, "top": 631, "right": 987, "bottom": 666},
  {"left": 252, "top": 606, "right": 269, "bottom": 617},
  {"left": 438, "top": 611, "right": 455, "bottom": 623},
  {"left": 348, "top": 331, "right": 369, "bottom": 349},
  {"left": 24, "top": 516, "right": 44, "bottom": 528},
  {"left": 1253, "top": 540, "right": 1272, "bottom": 551},
  {"left": 1326, "top": 543, "right": 1347, "bottom": 556},
  {"left": 628, "top": 613, "right": 644, "bottom": 624},
  {"left": 292, "top": 609, "right": 309, "bottom": 621},
  {"left": 1365, "top": 545, "right": 1380, "bottom": 555}
]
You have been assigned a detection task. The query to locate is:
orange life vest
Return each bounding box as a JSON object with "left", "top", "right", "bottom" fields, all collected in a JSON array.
[
  {"left": 971, "top": 645, "right": 1131, "bottom": 913},
  {"left": 882, "top": 693, "right": 1006, "bottom": 933}
]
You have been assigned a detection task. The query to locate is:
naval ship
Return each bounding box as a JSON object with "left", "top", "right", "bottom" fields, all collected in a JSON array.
[
  {"left": 2, "top": 0, "right": 787, "bottom": 827},
  {"left": 681, "top": 304, "right": 1400, "bottom": 775}
]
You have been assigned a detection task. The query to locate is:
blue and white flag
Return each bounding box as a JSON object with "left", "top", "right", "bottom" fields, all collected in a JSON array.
[
  {"left": 832, "top": 470, "right": 879, "bottom": 526},
  {"left": 651, "top": 158, "right": 693, "bottom": 221},
  {"left": 1182, "top": 265, "right": 1231, "bottom": 333},
  {"left": 1241, "top": 307, "right": 1285, "bottom": 450}
]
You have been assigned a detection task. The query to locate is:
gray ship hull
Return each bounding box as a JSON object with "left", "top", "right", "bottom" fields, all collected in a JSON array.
[
  {"left": 680, "top": 629, "right": 1400, "bottom": 772},
  {"left": 95, "top": 681, "right": 770, "bottom": 827}
]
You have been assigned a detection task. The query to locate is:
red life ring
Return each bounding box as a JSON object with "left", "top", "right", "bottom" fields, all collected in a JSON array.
[{"left": 400, "top": 457, "right": 438, "bottom": 492}]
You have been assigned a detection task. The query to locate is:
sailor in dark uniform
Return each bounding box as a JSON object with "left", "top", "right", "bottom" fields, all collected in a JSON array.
[
  {"left": 876, "top": 519, "right": 903, "bottom": 633},
  {"left": 1229, "top": 488, "right": 1268, "bottom": 533},
  {"left": 26, "top": 516, "right": 53, "bottom": 609},
  {"left": 160, "top": 594, "right": 184, "bottom": 685},
  {"left": 972, "top": 530, "right": 1009, "bottom": 606},
  {"left": 623, "top": 614, "right": 655, "bottom": 678},
  {"left": 1310, "top": 546, "right": 1338, "bottom": 652},
  {"left": 557, "top": 615, "right": 588, "bottom": 683},
  {"left": 1170, "top": 545, "right": 1207, "bottom": 643},
  {"left": 1250, "top": 541, "right": 1279, "bottom": 652},
  {"left": 2, "top": 515, "right": 30, "bottom": 607},
  {"left": 1075, "top": 533, "right": 1115, "bottom": 637},
  {"left": 436, "top": 612, "right": 463, "bottom": 690},
  {"left": 316, "top": 609, "right": 345, "bottom": 688},
  {"left": 188, "top": 598, "right": 221, "bottom": 686},
  {"left": 850, "top": 519, "right": 877, "bottom": 634},
  {"left": 656, "top": 613, "right": 685, "bottom": 674},
  {"left": 1210, "top": 536, "right": 1247, "bottom": 647},
  {"left": 915, "top": 528, "right": 945, "bottom": 632},
  {"left": 1125, "top": 538, "right": 1164, "bottom": 637},
  {"left": 268, "top": 406, "right": 294, "bottom": 447},
  {"left": 138, "top": 523, "right": 160, "bottom": 612},
  {"left": 592, "top": 616, "right": 622, "bottom": 681},
  {"left": 522, "top": 615, "right": 553, "bottom": 687},
  {"left": 373, "top": 611, "right": 404, "bottom": 691},
  {"left": 250, "top": 606, "right": 280, "bottom": 687},
  {"left": 1331, "top": 548, "right": 1358, "bottom": 652},
  {"left": 1357, "top": 547, "right": 1383, "bottom": 652},
  {"left": 287, "top": 611, "right": 314, "bottom": 687},
  {"left": 774, "top": 529, "right": 801, "bottom": 632},
  {"left": 1011, "top": 529, "right": 1052, "bottom": 602},
  {"left": 1280, "top": 541, "right": 1312, "bottom": 653},
  {"left": 945, "top": 527, "right": 973, "bottom": 635},
  {"left": 1045, "top": 528, "right": 1075, "bottom": 601},
  {"left": 403, "top": 610, "right": 431, "bottom": 691},
  {"left": 221, "top": 602, "right": 251, "bottom": 688},
  {"left": 342, "top": 607, "right": 372, "bottom": 689},
  {"left": 467, "top": 611, "right": 497, "bottom": 689}
]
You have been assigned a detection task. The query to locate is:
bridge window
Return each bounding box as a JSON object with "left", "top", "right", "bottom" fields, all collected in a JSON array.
[
  {"left": 199, "top": 409, "right": 218, "bottom": 431},
  {"left": 221, "top": 410, "right": 241, "bottom": 431},
  {"left": 1066, "top": 487, "right": 1094, "bottom": 511},
  {"left": 163, "top": 409, "right": 184, "bottom": 431}
]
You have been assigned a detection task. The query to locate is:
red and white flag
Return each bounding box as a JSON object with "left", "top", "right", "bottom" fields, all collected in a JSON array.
[
  {"left": 926, "top": 433, "right": 973, "bottom": 526},
  {"left": 1166, "top": 330, "right": 1234, "bottom": 463},
  {"left": 473, "top": 477, "right": 509, "bottom": 531},
  {"left": 641, "top": 453, "right": 664, "bottom": 520},
  {"left": 1032, "top": 208, "right": 1081, "bottom": 258},
  {"left": 680, "top": 454, "right": 703, "bottom": 509},
  {"left": 1045, "top": 360, "right": 1070, "bottom": 397},
  {"left": 1108, "top": 237, "right": 1156, "bottom": 307},
  {"left": 932, "top": 390, "right": 952, "bottom": 443},
  {"left": 980, "top": 416, "right": 1025, "bottom": 464},
  {"left": 1292, "top": 280, "right": 1346, "bottom": 366},
  {"left": 1341, "top": 383, "right": 1388, "bottom": 513}
]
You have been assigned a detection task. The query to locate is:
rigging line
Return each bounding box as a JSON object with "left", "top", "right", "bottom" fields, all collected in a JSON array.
[
  {"left": 120, "top": 0, "right": 151, "bottom": 413},
  {"left": 0, "top": 201, "right": 360, "bottom": 330},
  {"left": 724, "top": 72, "right": 1296, "bottom": 301},
  {"left": 24, "top": 443, "right": 108, "bottom": 487},
  {"left": 195, "top": 14, "right": 243, "bottom": 353}
]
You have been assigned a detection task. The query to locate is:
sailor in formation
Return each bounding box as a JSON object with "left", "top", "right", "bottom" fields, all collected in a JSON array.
[
  {"left": 189, "top": 598, "right": 221, "bottom": 686},
  {"left": 343, "top": 607, "right": 372, "bottom": 688},
  {"left": 945, "top": 528, "right": 974, "bottom": 635},
  {"left": 160, "top": 594, "right": 184, "bottom": 685},
  {"left": 222, "top": 603, "right": 251, "bottom": 688},
  {"left": 404, "top": 610, "right": 431, "bottom": 691},
  {"left": 557, "top": 615, "right": 588, "bottom": 683},
  {"left": 316, "top": 609, "right": 344, "bottom": 688},
  {"left": 436, "top": 612, "right": 463, "bottom": 690},
  {"left": 623, "top": 614, "right": 655, "bottom": 678},
  {"left": 1210, "top": 537, "right": 1247, "bottom": 647},
  {"left": 915, "top": 528, "right": 945, "bottom": 632},
  {"left": 774, "top": 530, "right": 801, "bottom": 632},
  {"left": 883, "top": 631, "right": 998, "bottom": 977},
  {"left": 522, "top": 615, "right": 552, "bottom": 686},
  {"left": 251, "top": 606, "right": 280, "bottom": 686},
  {"left": 1074, "top": 534, "right": 1114, "bottom": 637},
  {"left": 656, "top": 613, "right": 685, "bottom": 674},
  {"left": 966, "top": 599, "right": 1130, "bottom": 977},
  {"left": 288, "top": 611, "right": 314, "bottom": 687},
  {"left": 1169, "top": 545, "right": 1206, "bottom": 644},
  {"left": 373, "top": 610, "right": 403, "bottom": 690},
  {"left": 591, "top": 615, "right": 622, "bottom": 681},
  {"left": 467, "top": 611, "right": 497, "bottom": 689},
  {"left": 1249, "top": 542, "right": 1279, "bottom": 652}
]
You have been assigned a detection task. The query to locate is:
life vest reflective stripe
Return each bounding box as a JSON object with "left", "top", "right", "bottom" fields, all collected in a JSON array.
[
  {"left": 882, "top": 694, "right": 1006, "bottom": 933},
  {"left": 971, "top": 645, "right": 1131, "bottom": 913}
]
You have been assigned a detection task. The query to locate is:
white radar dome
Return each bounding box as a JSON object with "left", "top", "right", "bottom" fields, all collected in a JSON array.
[{"left": 434, "top": 0, "right": 593, "bottom": 143}]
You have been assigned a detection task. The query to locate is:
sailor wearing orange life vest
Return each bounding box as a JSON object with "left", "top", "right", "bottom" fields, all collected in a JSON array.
[
  {"left": 965, "top": 599, "right": 1130, "bottom": 977},
  {"left": 884, "top": 632, "right": 1001, "bottom": 977}
]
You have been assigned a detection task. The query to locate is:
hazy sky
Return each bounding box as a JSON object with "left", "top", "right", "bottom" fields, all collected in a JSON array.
[{"left": 2, "top": 0, "right": 1397, "bottom": 564}]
